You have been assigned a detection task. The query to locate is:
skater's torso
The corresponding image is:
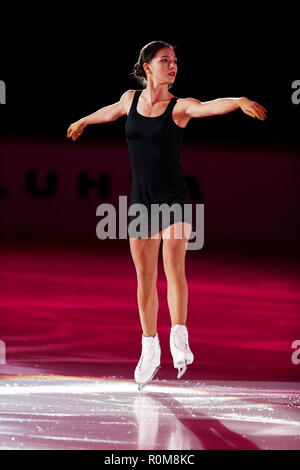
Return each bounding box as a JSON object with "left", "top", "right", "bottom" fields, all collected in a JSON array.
[{"left": 125, "top": 89, "right": 189, "bottom": 207}]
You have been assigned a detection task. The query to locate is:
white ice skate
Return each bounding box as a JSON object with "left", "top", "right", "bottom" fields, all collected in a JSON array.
[
  {"left": 170, "top": 324, "right": 194, "bottom": 379},
  {"left": 134, "top": 333, "right": 161, "bottom": 391}
]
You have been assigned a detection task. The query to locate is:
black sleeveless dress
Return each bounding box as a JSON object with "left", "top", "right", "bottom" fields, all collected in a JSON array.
[{"left": 125, "top": 89, "right": 194, "bottom": 239}]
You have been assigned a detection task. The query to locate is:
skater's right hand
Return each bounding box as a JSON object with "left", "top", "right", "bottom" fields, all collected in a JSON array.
[{"left": 67, "top": 119, "right": 87, "bottom": 141}]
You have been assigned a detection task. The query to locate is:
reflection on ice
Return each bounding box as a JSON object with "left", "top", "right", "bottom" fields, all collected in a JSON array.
[{"left": 0, "top": 376, "right": 299, "bottom": 450}]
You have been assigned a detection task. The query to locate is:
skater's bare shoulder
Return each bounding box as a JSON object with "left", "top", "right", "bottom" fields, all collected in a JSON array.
[{"left": 119, "top": 89, "right": 136, "bottom": 116}]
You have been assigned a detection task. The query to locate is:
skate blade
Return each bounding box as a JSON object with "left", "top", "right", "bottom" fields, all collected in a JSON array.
[
  {"left": 177, "top": 365, "right": 187, "bottom": 379},
  {"left": 175, "top": 360, "right": 188, "bottom": 379},
  {"left": 137, "top": 365, "right": 160, "bottom": 391}
]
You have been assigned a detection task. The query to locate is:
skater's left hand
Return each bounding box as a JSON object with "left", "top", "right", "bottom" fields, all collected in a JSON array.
[{"left": 239, "top": 97, "right": 268, "bottom": 121}]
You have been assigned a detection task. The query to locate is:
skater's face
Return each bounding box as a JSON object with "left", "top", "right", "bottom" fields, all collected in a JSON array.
[{"left": 144, "top": 47, "right": 178, "bottom": 86}]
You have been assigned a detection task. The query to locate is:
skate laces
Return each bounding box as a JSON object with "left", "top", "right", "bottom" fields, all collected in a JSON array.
[
  {"left": 172, "top": 327, "right": 190, "bottom": 352},
  {"left": 140, "top": 335, "right": 159, "bottom": 367},
  {"left": 142, "top": 339, "right": 155, "bottom": 354}
]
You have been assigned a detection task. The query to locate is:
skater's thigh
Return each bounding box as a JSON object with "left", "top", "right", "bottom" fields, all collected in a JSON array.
[
  {"left": 129, "top": 234, "right": 162, "bottom": 274},
  {"left": 162, "top": 222, "right": 192, "bottom": 242}
]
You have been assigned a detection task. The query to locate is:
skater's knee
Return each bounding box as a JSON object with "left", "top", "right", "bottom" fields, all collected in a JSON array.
[{"left": 137, "top": 267, "right": 157, "bottom": 284}]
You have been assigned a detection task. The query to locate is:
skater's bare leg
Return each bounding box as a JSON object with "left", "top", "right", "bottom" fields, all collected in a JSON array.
[
  {"left": 162, "top": 223, "right": 192, "bottom": 326},
  {"left": 129, "top": 234, "right": 162, "bottom": 337}
]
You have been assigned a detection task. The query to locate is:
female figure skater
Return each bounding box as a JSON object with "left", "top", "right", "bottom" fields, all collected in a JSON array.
[{"left": 67, "top": 41, "right": 267, "bottom": 390}]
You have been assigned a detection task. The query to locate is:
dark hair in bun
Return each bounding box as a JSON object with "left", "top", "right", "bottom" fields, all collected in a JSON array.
[{"left": 131, "top": 41, "right": 175, "bottom": 87}]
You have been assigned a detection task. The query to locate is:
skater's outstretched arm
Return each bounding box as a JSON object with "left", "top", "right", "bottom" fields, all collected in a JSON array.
[
  {"left": 67, "top": 89, "right": 134, "bottom": 141},
  {"left": 180, "top": 96, "right": 268, "bottom": 121}
]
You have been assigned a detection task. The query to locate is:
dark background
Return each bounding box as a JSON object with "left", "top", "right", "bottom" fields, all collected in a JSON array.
[{"left": 0, "top": 7, "right": 299, "bottom": 148}]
